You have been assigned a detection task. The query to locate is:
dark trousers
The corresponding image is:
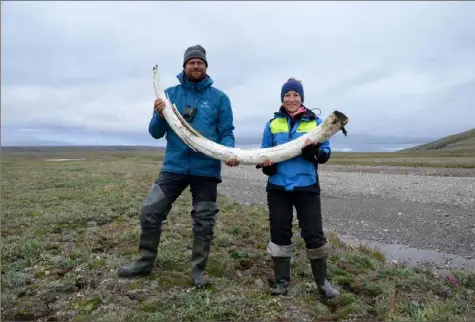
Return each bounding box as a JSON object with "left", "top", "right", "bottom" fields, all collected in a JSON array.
[
  {"left": 140, "top": 171, "right": 220, "bottom": 241},
  {"left": 267, "top": 189, "right": 327, "bottom": 250}
]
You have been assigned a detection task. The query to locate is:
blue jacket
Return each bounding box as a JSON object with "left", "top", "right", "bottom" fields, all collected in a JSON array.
[
  {"left": 149, "top": 72, "right": 235, "bottom": 180},
  {"left": 260, "top": 107, "right": 331, "bottom": 193}
]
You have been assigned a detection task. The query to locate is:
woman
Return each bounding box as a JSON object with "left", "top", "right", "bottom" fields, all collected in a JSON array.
[{"left": 258, "top": 77, "right": 339, "bottom": 299}]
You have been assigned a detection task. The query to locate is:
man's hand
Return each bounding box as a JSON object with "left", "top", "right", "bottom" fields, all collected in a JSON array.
[
  {"left": 225, "top": 158, "right": 240, "bottom": 167},
  {"left": 154, "top": 98, "right": 166, "bottom": 117}
]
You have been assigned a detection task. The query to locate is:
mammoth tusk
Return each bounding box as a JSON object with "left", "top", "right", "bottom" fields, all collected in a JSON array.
[{"left": 152, "top": 65, "right": 349, "bottom": 165}]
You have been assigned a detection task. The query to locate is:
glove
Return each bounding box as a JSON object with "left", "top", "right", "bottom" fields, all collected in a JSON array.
[
  {"left": 302, "top": 142, "right": 331, "bottom": 164},
  {"left": 301, "top": 143, "right": 321, "bottom": 163},
  {"left": 256, "top": 163, "right": 278, "bottom": 176}
]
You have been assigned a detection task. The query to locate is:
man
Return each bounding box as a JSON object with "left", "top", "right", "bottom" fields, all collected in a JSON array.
[{"left": 118, "top": 45, "right": 239, "bottom": 288}]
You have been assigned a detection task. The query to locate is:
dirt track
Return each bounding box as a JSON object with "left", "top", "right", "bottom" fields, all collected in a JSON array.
[{"left": 219, "top": 165, "right": 475, "bottom": 260}]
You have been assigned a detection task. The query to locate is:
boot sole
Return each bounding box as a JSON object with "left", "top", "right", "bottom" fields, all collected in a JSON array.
[
  {"left": 320, "top": 293, "right": 339, "bottom": 300},
  {"left": 118, "top": 270, "right": 152, "bottom": 278},
  {"left": 193, "top": 279, "right": 211, "bottom": 289},
  {"left": 271, "top": 288, "right": 289, "bottom": 296}
]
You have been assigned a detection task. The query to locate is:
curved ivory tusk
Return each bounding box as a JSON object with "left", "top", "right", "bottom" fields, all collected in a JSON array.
[{"left": 152, "top": 65, "right": 349, "bottom": 165}]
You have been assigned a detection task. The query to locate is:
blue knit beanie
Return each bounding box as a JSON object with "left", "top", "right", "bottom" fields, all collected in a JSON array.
[{"left": 281, "top": 77, "right": 304, "bottom": 103}]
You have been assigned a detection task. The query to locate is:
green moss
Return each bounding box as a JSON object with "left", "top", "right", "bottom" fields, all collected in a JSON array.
[
  {"left": 1, "top": 153, "right": 474, "bottom": 322},
  {"left": 228, "top": 249, "right": 250, "bottom": 260},
  {"left": 71, "top": 296, "right": 102, "bottom": 314},
  {"left": 359, "top": 281, "right": 385, "bottom": 297},
  {"left": 338, "top": 300, "right": 370, "bottom": 320},
  {"left": 88, "top": 259, "right": 106, "bottom": 269}
]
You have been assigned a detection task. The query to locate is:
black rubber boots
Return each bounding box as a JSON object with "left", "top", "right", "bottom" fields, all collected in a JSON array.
[
  {"left": 270, "top": 256, "right": 291, "bottom": 296},
  {"left": 190, "top": 237, "right": 212, "bottom": 288},
  {"left": 307, "top": 243, "right": 340, "bottom": 299},
  {"left": 118, "top": 230, "right": 161, "bottom": 277},
  {"left": 310, "top": 257, "right": 340, "bottom": 299},
  {"left": 267, "top": 241, "right": 340, "bottom": 299}
]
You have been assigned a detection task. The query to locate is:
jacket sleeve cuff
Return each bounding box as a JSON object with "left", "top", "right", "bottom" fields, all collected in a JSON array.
[
  {"left": 302, "top": 152, "right": 315, "bottom": 163},
  {"left": 316, "top": 149, "right": 331, "bottom": 164}
]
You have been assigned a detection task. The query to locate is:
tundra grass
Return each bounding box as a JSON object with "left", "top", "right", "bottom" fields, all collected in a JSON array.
[
  {"left": 328, "top": 151, "right": 475, "bottom": 168},
  {"left": 2, "top": 146, "right": 474, "bottom": 168},
  {"left": 1, "top": 154, "right": 474, "bottom": 321}
]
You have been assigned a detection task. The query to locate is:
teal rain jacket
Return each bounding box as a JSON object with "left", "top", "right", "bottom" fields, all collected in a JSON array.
[{"left": 149, "top": 72, "right": 235, "bottom": 181}]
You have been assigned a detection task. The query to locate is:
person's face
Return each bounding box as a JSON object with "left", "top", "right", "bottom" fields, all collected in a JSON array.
[
  {"left": 184, "top": 58, "right": 207, "bottom": 82},
  {"left": 282, "top": 91, "right": 302, "bottom": 113}
]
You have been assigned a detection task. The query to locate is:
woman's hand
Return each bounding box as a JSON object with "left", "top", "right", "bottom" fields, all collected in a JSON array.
[
  {"left": 257, "top": 159, "right": 278, "bottom": 176},
  {"left": 303, "top": 137, "right": 318, "bottom": 147},
  {"left": 262, "top": 159, "right": 274, "bottom": 167},
  {"left": 255, "top": 159, "right": 274, "bottom": 169},
  {"left": 302, "top": 137, "right": 322, "bottom": 163}
]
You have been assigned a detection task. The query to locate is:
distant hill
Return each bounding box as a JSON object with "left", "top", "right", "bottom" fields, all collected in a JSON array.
[
  {"left": 399, "top": 128, "right": 475, "bottom": 152},
  {"left": 3, "top": 129, "right": 474, "bottom": 157}
]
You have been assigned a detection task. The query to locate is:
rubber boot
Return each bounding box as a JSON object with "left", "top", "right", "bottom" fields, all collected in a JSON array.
[
  {"left": 270, "top": 257, "right": 291, "bottom": 296},
  {"left": 310, "top": 257, "right": 340, "bottom": 299},
  {"left": 118, "top": 230, "right": 161, "bottom": 277},
  {"left": 190, "top": 237, "right": 212, "bottom": 288}
]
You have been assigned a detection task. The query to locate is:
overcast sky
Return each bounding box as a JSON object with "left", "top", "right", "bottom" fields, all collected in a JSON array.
[{"left": 2, "top": 1, "right": 474, "bottom": 151}]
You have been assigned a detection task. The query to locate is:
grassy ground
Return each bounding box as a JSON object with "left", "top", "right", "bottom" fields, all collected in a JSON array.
[
  {"left": 328, "top": 150, "right": 475, "bottom": 168},
  {"left": 1, "top": 154, "right": 474, "bottom": 321},
  {"left": 2, "top": 145, "right": 474, "bottom": 168}
]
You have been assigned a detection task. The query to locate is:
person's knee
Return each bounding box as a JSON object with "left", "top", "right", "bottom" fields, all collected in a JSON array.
[
  {"left": 305, "top": 242, "right": 331, "bottom": 260},
  {"left": 267, "top": 241, "right": 293, "bottom": 257},
  {"left": 270, "top": 227, "right": 292, "bottom": 246},
  {"left": 140, "top": 183, "right": 172, "bottom": 230},
  {"left": 300, "top": 228, "right": 326, "bottom": 249},
  {"left": 193, "top": 200, "right": 219, "bottom": 217},
  {"left": 269, "top": 211, "right": 293, "bottom": 244},
  {"left": 191, "top": 201, "right": 219, "bottom": 238},
  {"left": 190, "top": 177, "right": 218, "bottom": 204}
]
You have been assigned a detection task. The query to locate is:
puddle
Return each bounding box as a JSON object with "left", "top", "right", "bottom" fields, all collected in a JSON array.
[
  {"left": 295, "top": 231, "right": 475, "bottom": 272},
  {"left": 44, "top": 158, "right": 86, "bottom": 162},
  {"left": 337, "top": 234, "right": 475, "bottom": 272}
]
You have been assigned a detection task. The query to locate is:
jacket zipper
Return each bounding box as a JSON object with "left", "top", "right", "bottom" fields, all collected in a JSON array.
[{"left": 187, "top": 84, "right": 196, "bottom": 175}]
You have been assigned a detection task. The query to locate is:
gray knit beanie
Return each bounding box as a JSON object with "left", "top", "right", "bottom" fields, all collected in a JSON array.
[{"left": 183, "top": 45, "right": 208, "bottom": 67}]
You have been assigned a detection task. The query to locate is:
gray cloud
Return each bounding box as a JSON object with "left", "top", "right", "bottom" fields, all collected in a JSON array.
[{"left": 2, "top": 1, "right": 474, "bottom": 151}]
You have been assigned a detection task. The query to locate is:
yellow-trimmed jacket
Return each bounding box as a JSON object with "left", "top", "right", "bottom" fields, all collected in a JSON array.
[{"left": 260, "top": 107, "right": 331, "bottom": 193}]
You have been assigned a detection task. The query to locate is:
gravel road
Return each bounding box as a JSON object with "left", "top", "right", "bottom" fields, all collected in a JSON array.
[{"left": 218, "top": 165, "right": 475, "bottom": 262}]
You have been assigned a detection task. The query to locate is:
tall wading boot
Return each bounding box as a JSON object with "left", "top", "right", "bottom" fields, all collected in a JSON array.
[
  {"left": 310, "top": 257, "right": 340, "bottom": 299},
  {"left": 190, "top": 200, "right": 220, "bottom": 288},
  {"left": 271, "top": 256, "right": 291, "bottom": 296},
  {"left": 118, "top": 230, "right": 161, "bottom": 277},
  {"left": 190, "top": 237, "right": 212, "bottom": 288}
]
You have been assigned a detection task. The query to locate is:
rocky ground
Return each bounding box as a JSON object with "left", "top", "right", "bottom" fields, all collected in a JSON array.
[{"left": 219, "top": 165, "right": 475, "bottom": 261}]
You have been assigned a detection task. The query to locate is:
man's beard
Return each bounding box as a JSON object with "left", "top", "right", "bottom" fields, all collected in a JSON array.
[{"left": 187, "top": 70, "right": 206, "bottom": 82}]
